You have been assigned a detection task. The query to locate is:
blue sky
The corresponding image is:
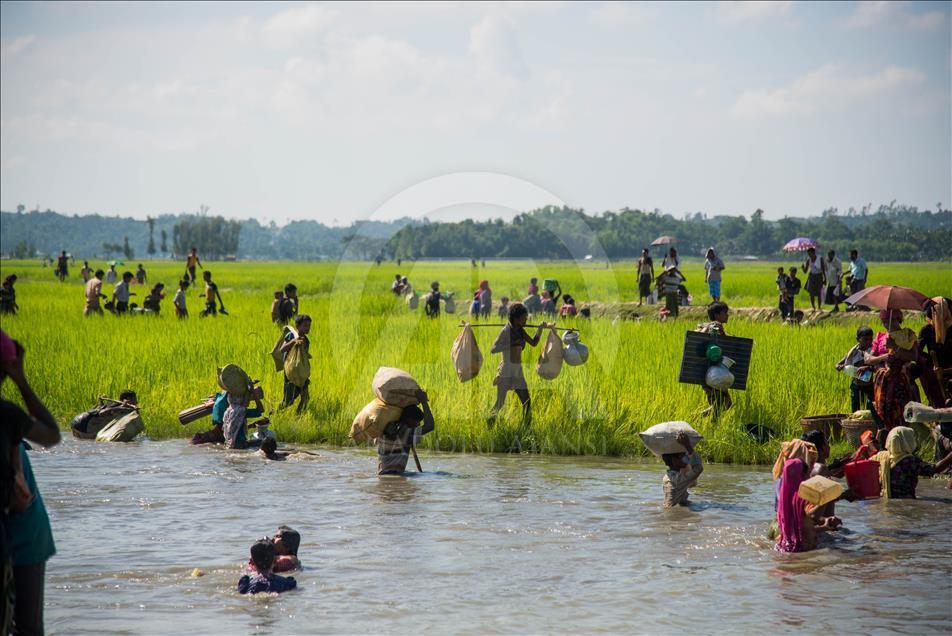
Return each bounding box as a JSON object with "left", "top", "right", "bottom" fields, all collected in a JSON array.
[{"left": 1, "top": 1, "right": 949, "bottom": 224}]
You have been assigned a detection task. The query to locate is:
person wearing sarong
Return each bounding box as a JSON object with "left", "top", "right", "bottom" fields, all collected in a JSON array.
[
  {"left": 488, "top": 303, "right": 547, "bottom": 427},
  {"left": 222, "top": 385, "right": 266, "bottom": 449},
  {"left": 873, "top": 426, "right": 952, "bottom": 499},
  {"left": 376, "top": 391, "right": 434, "bottom": 476},
  {"left": 636, "top": 249, "right": 654, "bottom": 306},
  {"left": 801, "top": 247, "right": 824, "bottom": 311}
]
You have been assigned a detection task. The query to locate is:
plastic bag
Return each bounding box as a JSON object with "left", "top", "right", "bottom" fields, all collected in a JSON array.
[
  {"left": 372, "top": 367, "right": 421, "bottom": 408},
  {"left": 561, "top": 331, "right": 589, "bottom": 366},
  {"left": 452, "top": 323, "right": 483, "bottom": 382},
  {"left": 705, "top": 364, "right": 734, "bottom": 390},
  {"left": 536, "top": 329, "right": 564, "bottom": 380},
  {"left": 349, "top": 398, "right": 404, "bottom": 442}
]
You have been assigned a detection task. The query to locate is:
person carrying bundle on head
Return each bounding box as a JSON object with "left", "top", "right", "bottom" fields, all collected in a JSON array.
[
  {"left": 662, "top": 432, "right": 703, "bottom": 507},
  {"left": 487, "top": 303, "right": 549, "bottom": 428}
]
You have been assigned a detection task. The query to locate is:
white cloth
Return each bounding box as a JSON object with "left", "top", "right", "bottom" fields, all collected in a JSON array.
[
  {"left": 114, "top": 280, "right": 130, "bottom": 302},
  {"left": 823, "top": 257, "right": 842, "bottom": 287},
  {"left": 173, "top": 289, "right": 186, "bottom": 311},
  {"left": 805, "top": 257, "right": 823, "bottom": 275}
]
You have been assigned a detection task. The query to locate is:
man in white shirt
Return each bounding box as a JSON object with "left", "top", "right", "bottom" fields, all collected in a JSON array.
[
  {"left": 823, "top": 249, "right": 843, "bottom": 312},
  {"left": 112, "top": 272, "right": 135, "bottom": 314}
]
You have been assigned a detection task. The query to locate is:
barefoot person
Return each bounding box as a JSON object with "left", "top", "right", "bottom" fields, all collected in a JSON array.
[
  {"left": 279, "top": 315, "right": 311, "bottom": 414},
  {"left": 488, "top": 303, "right": 548, "bottom": 427},
  {"left": 200, "top": 271, "right": 224, "bottom": 317},
  {"left": 801, "top": 247, "right": 824, "bottom": 311},
  {"left": 185, "top": 247, "right": 202, "bottom": 283},
  {"left": 636, "top": 249, "right": 654, "bottom": 306}
]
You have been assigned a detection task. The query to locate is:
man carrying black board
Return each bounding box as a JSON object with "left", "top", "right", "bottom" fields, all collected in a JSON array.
[{"left": 696, "top": 302, "right": 733, "bottom": 419}]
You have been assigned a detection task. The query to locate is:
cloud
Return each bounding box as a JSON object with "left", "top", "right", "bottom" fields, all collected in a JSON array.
[
  {"left": 591, "top": 2, "right": 657, "bottom": 28},
  {"left": 732, "top": 63, "right": 925, "bottom": 117},
  {"left": 469, "top": 15, "right": 529, "bottom": 79},
  {"left": 714, "top": 1, "right": 793, "bottom": 23},
  {"left": 261, "top": 3, "right": 336, "bottom": 48},
  {"left": 846, "top": 1, "right": 946, "bottom": 31},
  {"left": 3, "top": 35, "right": 36, "bottom": 55}
]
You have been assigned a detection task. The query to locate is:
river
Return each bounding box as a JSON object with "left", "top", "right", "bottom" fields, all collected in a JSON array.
[{"left": 28, "top": 439, "right": 952, "bottom": 634}]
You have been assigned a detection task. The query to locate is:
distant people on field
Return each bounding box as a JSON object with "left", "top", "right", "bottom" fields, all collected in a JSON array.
[
  {"left": 173, "top": 279, "right": 189, "bottom": 318},
  {"left": 477, "top": 280, "right": 492, "bottom": 318},
  {"left": 105, "top": 265, "right": 117, "bottom": 284},
  {"left": 658, "top": 266, "right": 685, "bottom": 318},
  {"left": 786, "top": 266, "right": 801, "bottom": 314},
  {"left": 84, "top": 270, "right": 106, "bottom": 316},
  {"left": 776, "top": 267, "right": 792, "bottom": 318},
  {"left": 56, "top": 251, "right": 68, "bottom": 282},
  {"left": 112, "top": 272, "right": 135, "bottom": 315},
  {"left": 135, "top": 264, "right": 147, "bottom": 285},
  {"left": 497, "top": 296, "right": 510, "bottom": 319},
  {"left": 392, "top": 274, "right": 403, "bottom": 295},
  {"left": 80, "top": 261, "right": 92, "bottom": 283},
  {"left": 200, "top": 271, "right": 224, "bottom": 317},
  {"left": 283, "top": 284, "right": 299, "bottom": 319},
  {"left": 662, "top": 247, "right": 680, "bottom": 270},
  {"left": 0, "top": 275, "right": 18, "bottom": 315},
  {"left": 424, "top": 282, "right": 441, "bottom": 318},
  {"left": 704, "top": 247, "right": 725, "bottom": 302},
  {"left": 559, "top": 295, "right": 578, "bottom": 318},
  {"left": 271, "top": 290, "right": 285, "bottom": 323},
  {"left": 142, "top": 283, "right": 165, "bottom": 314},
  {"left": 847, "top": 249, "right": 868, "bottom": 295},
  {"left": 1, "top": 330, "right": 62, "bottom": 636},
  {"left": 822, "top": 249, "right": 842, "bottom": 312},
  {"left": 185, "top": 248, "right": 202, "bottom": 283},
  {"left": 527, "top": 277, "right": 539, "bottom": 297},
  {"left": 636, "top": 249, "right": 654, "bottom": 306},
  {"left": 801, "top": 247, "right": 824, "bottom": 311}
]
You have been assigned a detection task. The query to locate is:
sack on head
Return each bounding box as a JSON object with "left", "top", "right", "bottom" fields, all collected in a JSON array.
[
  {"left": 536, "top": 329, "right": 564, "bottom": 380},
  {"left": 639, "top": 421, "right": 703, "bottom": 456},
  {"left": 350, "top": 398, "right": 404, "bottom": 442},
  {"left": 451, "top": 323, "right": 483, "bottom": 382},
  {"left": 373, "top": 367, "right": 421, "bottom": 408}
]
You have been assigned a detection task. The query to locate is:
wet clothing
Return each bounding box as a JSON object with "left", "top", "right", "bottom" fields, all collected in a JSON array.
[
  {"left": 663, "top": 452, "right": 703, "bottom": 507},
  {"left": 9, "top": 444, "right": 56, "bottom": 567},
  {"left": 884, "top": 455, "right": 938, "bottom": 499},
  {"left": 222, "top": 394, "right": 262, "bottom": 449},
  {"left": 247, "top": 555, "right": 299, "bottom": 574},
  {"left": 237, "top": 572, "right": 297, "bottom": 595},
  {"left": 775, "top": 458, "right": 812, "bottom": 553},
  {"left": 376, "top": 407, "right": 424, "bottom": 475}
]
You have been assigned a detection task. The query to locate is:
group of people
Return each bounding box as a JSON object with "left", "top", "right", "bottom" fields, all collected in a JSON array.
[
  {"left": 406, "top": 276, "right": 581, "bottom": 321},
  {"left": 635, "top": 246, "right": 715, "bottom": 317},
  {"left": 798, "top": 247, "right": 867, "bottom": 312}
]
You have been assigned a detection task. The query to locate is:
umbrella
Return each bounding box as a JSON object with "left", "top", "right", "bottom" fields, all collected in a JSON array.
[
  {"left": 782, "top": 237, "right": 817, "bottom": 252},
  {"left": 108, "top": 260, "right": 125, "bottom": 266},
  {"left": 842, "top": 285, "right": 929, "bottom": 312},
  {"left": 650, "top": 235, "right": 677, "bottom": 246}
]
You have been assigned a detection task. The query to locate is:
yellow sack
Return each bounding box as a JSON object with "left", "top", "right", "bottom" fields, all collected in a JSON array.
[
  {"left": 96, "top": 411, "right": 145, "bottom": 442},
  {"left": 284, "top": 337, "right": 311, "bottom": 387},
  {"left": 451, "top": 323, "right": 483, "bottom": 382},
  {"left": 536, "top": 328, "right": 563, "bottom": 380},
  {"left": 271, "top": 326, "right": 294, "bottom": 372},
  {"left": 349, "top": 398, "right": 404, "bottom": 442}
]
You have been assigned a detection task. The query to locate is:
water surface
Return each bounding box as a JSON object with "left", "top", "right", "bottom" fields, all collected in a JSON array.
[{"left": 30, "top": 440, "right": 952, "bottom": 634}]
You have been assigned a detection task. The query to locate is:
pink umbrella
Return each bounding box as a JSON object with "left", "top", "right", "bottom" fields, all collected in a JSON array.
[
  {"left": 842, "top": 285, "right": 929, "bottom": 311},
  {"left": 782, "top": 237, "right": 817, "bottom": 252},
  {"left": 650, "top": 235, "right": 677, "bottom": 246}
]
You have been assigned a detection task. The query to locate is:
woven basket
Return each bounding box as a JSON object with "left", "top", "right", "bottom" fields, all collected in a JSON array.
[
  {"left": 800, "top": 414, "right": 849, "bottom": 440},
  {"left": 841, "top": 418, "right": 876, "bottom": 449}
]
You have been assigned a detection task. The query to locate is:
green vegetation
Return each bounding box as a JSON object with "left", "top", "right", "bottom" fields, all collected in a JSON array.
[{"left": 1, "top": 258, "right": 948, "bottom": 464}]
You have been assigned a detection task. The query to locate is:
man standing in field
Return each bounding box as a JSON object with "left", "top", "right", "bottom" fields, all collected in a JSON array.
[
  {"left": 848, "top": 249, "right": 867, "bottom": 295},
  {"left": 200, "top": 270, "right": 223, "bottom": 317},
  {"left": 822, "top": 249, "right": 843, "bottom": 312},
  {"left": 112, "top": 272, "right": 135, "bottom": 315},
  {"left": 84, "top": 269, "right": 107, "bottom": 316},
  {"left": 56, "top": 251, "right": 69, "bottom": 282},
  {"left": 704, "top": 247, "right": 725, "bottom": 303},
  {"left": 801, "top": 247, "right": 824, "bottom": 311},
  {"left": 80, "top": 261, "right": 92, "bottom": 283},
  {"left": 185, "top": 247, "right": 202, "bottom": 283}
]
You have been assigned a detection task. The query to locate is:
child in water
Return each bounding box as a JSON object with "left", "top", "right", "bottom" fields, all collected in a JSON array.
[
  {"left": 661, "top": 432, "right": 703, "bottom": 507},
  {"left": 258, "top": 437, "right": 288, "bottom": 461},
  {"left": 247, "top": 526, "right": 301, "bottom": 572},
  {"left": 238, "top": 539, "right": 297, "bottom": 594},
  {"left": 488, "top": 303, "right": 549, "bottom": 427}
]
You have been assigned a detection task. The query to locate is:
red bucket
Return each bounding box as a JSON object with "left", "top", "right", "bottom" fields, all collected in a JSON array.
[{"left": 844, "top": 460, "right": 880, "bottom": 499}]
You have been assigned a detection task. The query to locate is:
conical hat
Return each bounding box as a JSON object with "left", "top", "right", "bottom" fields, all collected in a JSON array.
[{"left": 217, "top": 364, "right": 251, "bottom": 396}]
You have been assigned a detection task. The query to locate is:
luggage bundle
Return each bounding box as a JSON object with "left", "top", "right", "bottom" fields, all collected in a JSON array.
[
  {"left": 350, "top": 367, "right": 422, "bottom": 442},
  {"left": 451, "top": 323, "right": 483, "bottom": 382},
  {"left": 639, "top": 421, "right": 703, "bottom": 456}
]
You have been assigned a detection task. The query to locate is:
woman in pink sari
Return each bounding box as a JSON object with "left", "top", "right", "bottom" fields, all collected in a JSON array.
[{"left": 775, "top": 458, "right": 836, "bottom": 553}]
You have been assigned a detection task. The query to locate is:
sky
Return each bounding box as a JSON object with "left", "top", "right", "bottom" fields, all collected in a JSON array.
[{"left": 1, "top": 1, "right": 949, "bottom": 225}]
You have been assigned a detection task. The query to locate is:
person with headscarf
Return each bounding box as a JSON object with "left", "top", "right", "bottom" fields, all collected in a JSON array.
[
  {"left": 873, "top": 427, "right": 952, "bottom": 499},
  {"left": 864, "top": 309, "right": 919, "bottom": 441},
  {"left": 703, "top": 247, "right": 725, "bottom": 302},
  {"left": 774, "top": 459, "right": 837, "bottom": 553},
  {"left": 919, "top": 297, "right": 952, "bottom": 399},
  {"left": 477, "top": 280, "right": 492, "bottom": 318}
]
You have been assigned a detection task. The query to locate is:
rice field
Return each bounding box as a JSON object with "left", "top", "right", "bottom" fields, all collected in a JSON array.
[{"left": 1, "top": 258, "right": 949, "bottom": 464}]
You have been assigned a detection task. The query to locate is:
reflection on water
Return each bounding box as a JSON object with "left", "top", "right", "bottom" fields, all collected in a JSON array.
[{"left": 28, "top": 440, "right": 952, "bottom": 634}]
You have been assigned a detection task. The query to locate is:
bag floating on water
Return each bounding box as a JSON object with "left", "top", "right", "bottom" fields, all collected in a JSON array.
[
  {"left": 639, "top": 421, "right": 702, "bottom": 456},
  {"left": 561, "top": 331, "right": 589, "bottom": 366},
  {"left": 452, "top": 323, "right": 483, "bottom": 382}
]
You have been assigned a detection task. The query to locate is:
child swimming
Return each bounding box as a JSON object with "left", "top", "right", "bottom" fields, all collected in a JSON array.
[{"left": 238, "top": 539, "right": 297, "bottom": 594}]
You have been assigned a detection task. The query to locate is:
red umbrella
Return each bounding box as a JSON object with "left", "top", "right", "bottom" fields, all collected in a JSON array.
[
  {"left": 842, "top": 285, "right": 929, "bottom": 311},
  {"left": 650, "top": 235, "right": 677, "bottom": 246}
]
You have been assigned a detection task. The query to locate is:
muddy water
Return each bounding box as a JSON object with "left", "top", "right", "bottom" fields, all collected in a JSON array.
[{"left": 28, "top": 439, "right": 952, "bottom": 634}]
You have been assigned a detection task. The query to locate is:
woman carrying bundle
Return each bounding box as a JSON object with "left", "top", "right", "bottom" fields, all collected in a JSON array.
[{"left": 487, "top": 303, "right": 549, "bottom": 428}]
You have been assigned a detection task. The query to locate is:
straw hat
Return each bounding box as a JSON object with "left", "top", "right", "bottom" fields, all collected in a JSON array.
[{"left": 217, "top": 364, "right": 251, "bottom": 396}]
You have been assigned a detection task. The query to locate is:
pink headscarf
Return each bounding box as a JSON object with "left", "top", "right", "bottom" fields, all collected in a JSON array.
[
  {"left": 775, "top": 458, "right": 809, "bottom": 553},
  {"left": 0, "top": 329, "right": 16, "bottom": 364}
]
